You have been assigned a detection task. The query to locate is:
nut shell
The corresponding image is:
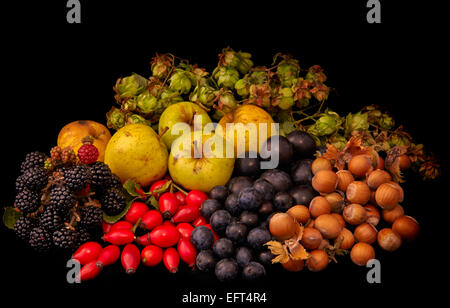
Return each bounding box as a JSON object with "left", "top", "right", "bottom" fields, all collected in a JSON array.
[
  {"left": 343, "top": 203, "right": 367, "bottom": 225},
  {"left": 366, "top": 169, "right": 391, "bottom": 190},
  {"left": 312, "top": 157, "right": 332, "bottom": 175},
  {"left": 309, "top": 196, "right": 331, "bottom": 218},
  {"left": 364, "top": 204, "right": 380, "bottom": 226},
  {"left": 346, "top": 181, "right": 370, "bottom": 205},
  {"left": 325, "top": 192, "right": 345, "bottom": 213},
  {"left": 269, "top": 213, "right": 297, "bottom": 240},
  {"left": 336, "top": 170, "right": 354, "bottom": 192},
  {"left": 312, "top": 170, "right": 338, "bottom": 194},
  {"left": 306, "top": 249, "right": 329, "bottom": 272},
  {"left": 375, "top": 183, "right": 401, "bottom": 210},
  {"left": 392, "top": 215, "right": 419, "bottom": 242},
  {"left": 287, "top": 205, "right": 310, "bottom": 225},
  {"left": 382, "top": 204, "right": 404, "bottom": 224},
  {"left": 377, "top": 228, "right": 402, "bottom": 251},
  {"left": 301, "top": 227, "right": 323, "bottom": 250},
  {"left": 335, "top": 228, "right": 355, "bottom": 250},
  {"left": 350, "top": 242, "right": 375, "bottom": 266},
  {"left": 354, "top": 222, "right": 378, "bottom": 244},
  {"left": 348, "top": 155, "right": 373, "bottom": 178},
  {"left": 314, "top": 214, "right": 343, "bottom": 239},
  {"left": 282, "top": 258, "right": 304, "bottom": 272}
]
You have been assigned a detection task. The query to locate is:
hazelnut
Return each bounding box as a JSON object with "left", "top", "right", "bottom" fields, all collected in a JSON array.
[
  {"left": 346, "top": 181, "right": 371, "bottom": 205},
  {"left": 312, "top": 157, "right": 332, "bottom": 175},
  {"left": 309, "top": 196, "right": 331, "bottom": 218},
  {"left": 375, "top": 183, "right": 401, "bottom": 210},
  {"left": 336, "top": 170, "right": 354, "bottom": 192},
  {"left": 312, "top": 170, "right": 338, "bottom": 194},
  {"left": 343, "top": 203, "right": 367, "bottom": 225},
  {"left": 366, "top": 169, "right": 392, "bottom": 190},
  {"left": 354, "top": 222, "right": 378, "bottom": 244},
  {"left": 377, "top": 228, "right": 402, "bottom": 251},
  {"left": 348, "top": 155, "right": 373, "bottom": 178},
  {"left": 350, "top": 242, "right": 375, "bottom": 266},
  {"left": 382, "top": 204, "right": 404, "bottom": 224}
]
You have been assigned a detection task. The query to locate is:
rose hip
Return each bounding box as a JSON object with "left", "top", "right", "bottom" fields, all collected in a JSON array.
[
  {"left": 192, "top": 216, "right": 208, "bottom": 227},
  {"left": 102, "top": 229, "right": 135, "bottom": 245},
  {"left": 185, "top": 190, "right": 208, "bottom": 209},
  {"left": 110, "top": 221, "right": 133, "bottom": 232},
  {"left": 78, "top": 260, "right": 102, "bottom": 281},
  {"left": 125, "top": 202, "right": 149, "bottom": 224},
  {"left": 135, "top": 233, "right": 151, "bottom": 246},
  {"left": 102, "top": 221, "right": 112, "bottom": 234},
  {"left": 177, "top": 238, "right": 197, "bottom": 267},
  {"left": 159, "top": 192, "right": 179, "bottom": 220},
  {"left": 121, "top": 244, "right": 140, "bottom": 274},
  {"left": 176, "top": 223, "right": 194, "bottom": 239},
  {"left": 72, "top": 242, "right": 103, "bottom": 265},
  {"left": 163, "top": 247, "right": 180, "bottom": 273},
  {"left": 150, "top": 179, "right": 169, "bottom": 198},
  {"left": 149, "top": 224, "right": 180, "bottom": 247},
  {"left": 135, "top": 187, "right": 147, "bottom": 200},
  {"left": 141, "top": 245, "right": 163, "bottom": 267},
  {"left": 140, "top": 210, "right": 163, "bottom": 231},
  {"left": 174, "top": 191, "right": 186, "bottom": 205},
  {"left": 96, "top": 245, "right": 120, "bottom": 268},
  {"left": 172, "top": 205, "right": 200, "bottom": 224}
]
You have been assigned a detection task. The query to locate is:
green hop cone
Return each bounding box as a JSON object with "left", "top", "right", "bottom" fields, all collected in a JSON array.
[
  {"left": 344, "top": 112, "right": 369, "bottom": 137},
  {"left": 217, "top": 91, "right": 237, "bottom": 114},
  {"left": 249, "top": 83, "right": 271, "bottom": 108},
  {"left": 106, "top": 107, "right": 126, "bottom": 130},
  {"left": 277, "top": 59, "right": 300, "bottom": 87},
  {"left": 126, "top": 113, "right": 151, "bottom": 126},
  {"left": 235, "top": 78, "right": 250, "bottom": 97},
  {"left": 136, "top": 90, "right": 158, "bottom": 115},
  {"left": 248, "top": 69, "right": 268, "bottom": 85},
  {"left": 237, "top": 52, "right": 253, "bottom": 74},
  {"left": 151, "top": 54, "right": 173, "bottom": 79},
  {"left": 222, "top": 49, "right": 241, "bottom": 67},
  {"left": 115, "top": 73, "right": 148, "bottom": 99},
  {"left": 276, "top": 88, "right": 295, "bottom": 110},
  {"left": 169, "top": 69, "right": 193, "bottom": 94},
  {"left": 328, "top": 134, "right": 347, "bottom": 151},
  {"left": 159, "top": 88, "right": 183, "bottom": 109},
  {"left": 213, "top": 66, "right": 240, "bottom": 88},
  {"left": 388, "top": 133, "right": 411, "bottom": 148},
  {"left": 379, "top": 114, "right": 395, "bottom": 130},
  {"left": 307, "top": 110, "right": 342, "bottom": 137},
  {"left": 190, "top": 84, "right": 217, "bottom": 107},
  {"left": 305, "top": 65, "right": 327, "bottom": 83}
]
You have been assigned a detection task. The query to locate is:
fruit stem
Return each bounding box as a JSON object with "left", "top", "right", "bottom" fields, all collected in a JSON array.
[
  {"left": 158, "top": 127, "right": 169, "bottom": 140},
  {"left": 131, "top": 218, "right": 142, "bottom": 234},
  {"left": 171, "top": 182, "right": 188, "bottom": 195}
]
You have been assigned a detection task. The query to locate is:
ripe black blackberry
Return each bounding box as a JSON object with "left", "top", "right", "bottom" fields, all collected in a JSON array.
[
  {"left": 29, "top": 227, "right": 52, "bottom": 253},
  {"left": 89, "top": 162, "right": 113, "bottom": 189},
  {"left": 39, "top": 205, "right": 63, "bottom": 232},
  {"left": 77, "top": 227, "right": 92, "bottom": 246},
  {"left": 23, "top": 167, "right": 48, "bottom": 191},
  {"left": 52, "top": 227, "right": 79, "bottom": 250},
  {"left": 63, "top": 164, "right": 91, "bottom": 192},
  {"left": 15, "top": 188, "right": 41, "bottom": 214},
  {"left": 109, "top": 174, "right": 122, "bottom": 188},
  {"left": 20, "top": 151, "right": 47, "bottom": 174},
  {"left": 100, "top": 187, "right": 126, "bottom": 216},
  {"left": 14, "top": 216, "right": 38, "bottom": 241},
  {"left": 49, "top": 185, "right": 76, "bottom": 214},
  {"left": 79, "top": 206, "right": 103, "bottom": 229},
  {"left": 15, "top": 174, "right": 26, "bottom": 192}
]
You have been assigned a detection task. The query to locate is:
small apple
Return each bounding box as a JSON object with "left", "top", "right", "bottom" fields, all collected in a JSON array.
[
  {"left": 168, "top": 131, "right": 234, "bottom": 193},
  {"left": 216, "top": 104, "right": 276, "bottom": 156},
  {"left": 158, "top": 102, "right": 212, "bottom": 149}
]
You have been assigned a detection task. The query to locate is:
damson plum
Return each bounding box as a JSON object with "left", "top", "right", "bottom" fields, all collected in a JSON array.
[
  {"left": 224, "top": 193, "right": 240, "bottom": 216},
  {"left": 213, "top": 238, "right": 234, "bottom": 258},
  {"left": 239, "top": 211, "right": 259, "bottom": 228},
  {"left": 247, "top": 227, "right": 271, "bottom": 250},
  {"left": 227, "top": 176, "right": 253, "bottom": 195},
  {"left": 238, "top": 187, "right": 263, "bottom": 211},
  {"left": 196, "top": 250, "right": 217, "bottom": 273},
  {"left": 190, "top": 226, "right": 215, "bottom": 250},
  {"left": 236, "top": 246, "right": 253, "bottom": 268},
  {"left": 259, "top": 250, "right": 275, "bottom": 265},
  {"left": 215, "top": 258, "right": 239, "bottom": 282},
  {"left": 273, "top": 192, "right": 294, "bottom": 212},
  {"left": 242, "top": 261, "right": 266, "bottom": 281},
  {"left": 226, "top": 222, "right": 248, "bottom": 243},
  {"left": 252, "top": 178, "right": 275, "bottom": 201},
  {"left": 200, "top": 199, "right": 222, "bottom": 219},
  {"left": 260, "top": 169, "right": 292, "bottom": 193},
  {"left": 258, "top": 201, "right": 274, "bottom": 216},
  {"left": 262, "top": 136, "right": 293, "bottom": 167},
  {"left": 286, "top": 131, "right": 316, "bottom": 157},
  {"left": 289, "top": 185, "right": 316, "bottom": 205},
  {"left": 209, "top": 210, "right": 232, "bottom": 235},
  {"left": 209, "top": 185, "right": 229, "bottom": 203},
  {"left": 235, "top": 152, "right": 261, "bottom": 176},
  {"left": 291, "top": 159, "right": 313, "bottom": 185}
]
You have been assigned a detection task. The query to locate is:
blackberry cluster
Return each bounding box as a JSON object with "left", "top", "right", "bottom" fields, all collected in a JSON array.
[
  {"left": 49, "top": 185, "right": 75, "bottom": 214},
  {"left": 20, "top": 151, "right": 47, "bottom": 173},
  {"left": 23, "top": 167, "right": 48, "bottom": 191},
  {"left": 100, "top": 187, "right": 126, "bottom": 216},
  {"left": 89, "top": 162, "right": 113, "bottom": 189},
  {"left": 29, "top": 227, "right": 53, "bottom": 253},
  {"left": 39, "top": 205, "right": 63, "bottom": 232},
  {"left": 79, "top": 206, "right": 103, "bottom": 230},
  {"left": 15, "top": 188, "right": 41, "bottom": 214},
  {"left": 52, "top": 227, "right": 80, "bottom": 250},
  {"left": 14, "top": 217, "right": 37, "bottom": 241},
  {"left": 63, "top": 165, "right": 91, "bottom": 192}
]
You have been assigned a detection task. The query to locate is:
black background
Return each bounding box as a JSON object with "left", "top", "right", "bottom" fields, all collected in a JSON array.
[{"left": 1, "top": 1, "right": 447, "bottom": 306}]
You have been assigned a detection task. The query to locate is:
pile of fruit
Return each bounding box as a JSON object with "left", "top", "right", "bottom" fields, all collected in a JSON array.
[{"left": 3, "top": 48, "right": 437, "bottom": 283}]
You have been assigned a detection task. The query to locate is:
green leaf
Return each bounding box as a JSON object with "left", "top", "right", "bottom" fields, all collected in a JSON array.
[
  {"left": 150, "top": 180, "right": 172, "bottom": 198},
  {"left": 3, "top": 207, "right": 22, "bottom": 230},
  {"left": 103, "top": 196, "right": 136, "bottom": 224},
  {"left": 123, "top": 179, "right": 142, "bottom": 198},
  {"left": 147, "top": 195, "right": 159, "bottom": 210}
]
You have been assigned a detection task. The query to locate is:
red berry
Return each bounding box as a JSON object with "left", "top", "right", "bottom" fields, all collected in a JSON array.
[
  {"left": 177, "top": 238, "right": 197, "bottom": 267},
  {"left": 159, "top": 192, "right": 179, "bottom": 220},
  {"left": 140, "top": 210, "right": 163, "bottom": 231},
  {"left": 135, "top": 233, "right": 151, "bottom": 246},
  {"left": 135, "top": 187, "right": 147, "bottom": 200},
  {"left": 149, "top": 224, "right": 180, "bottom": 248},
  {"left": 78, "top": 260, "right": 102, "bottom": 281},
  {"left": 102, "top": 229, "right": 135, "bottom": 245},
  {"left": 192, "top": 216, "right": 208, "bottom": 227},
  {"left": 96, "top": 245, "right": 120, "bottom": 268},
  {"left": 78, "top": 143, "right": 99, "bottom": 164},
  {"left": 72, "top": 242, "right": 103, "bottom": 265},
  {"left": 185, "top": 190, "right": 208, "bottom": 209},
  {"left": 171, "top": 205, "right": 200, "bottom": 224},
  {"left": 110, "top": 221, "right": 133, "bottom": 232},
  {"left": 125, "top": 202, "right": 149, "bottom": 224},
  {"left": 121, "top": 244, "right": 141, "bottom": 274},
  {"left": 141, "top": 245, "right": 163, "bottom": 267},
  {"left": 163, "top": 248, "right": 180, "bottom": 273},
  {"left": 102, "top": 221, "right": 112, "bottom": 234},
  {"left": 174, "top": 191, "right": 186, "bottom": 205},
  {"left": 176, "top": 223, "right": 194, "bottom": 239},
  {"left": 150, "top": 179, "right": 169, "bottom": 198}
]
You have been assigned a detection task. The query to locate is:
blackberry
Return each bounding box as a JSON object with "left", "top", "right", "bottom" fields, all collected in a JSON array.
[
  {"left": 15, "top": 188, "right": 41, "bottom": 214},
  {"left": 14, "top": 216, "right": 38, "bottom": 241},
  {"left": 23, "top": 167, "right": 48, "bottom": 191},
  {"left": 77, "top": 228, "right": 92, "bottom": 246},
  {"left": 89, "top": 162, "right": 113, "bottom": 189},
  {"left": 39, "top": 205, "right": 63, "bottom": 232},
  {"left": 29, "top": 227, "right": 52, "bottom": 253},
  {"left": 109, "top": 174, "right": 122, "bottom": 188},
  {"left": 53, "top": 227, "right": 79, "bottom": 250},
  {"left": 100, "top": 187, "right": 126, "bottom": 216},
  {"left": 15, "top": 174, "right": 26, "bottom": 192},
  {"left": 63, "top": 165, "right": 91, "bottom": 192},
  {"left": 49, "top": 185, "right": 76, "bottom": 214},
  {"left": 79, "top": 206, "right": 103, "bottom": 229},
  {"left": 20, "top": 151, "right": 47, "bottom": 174}
]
